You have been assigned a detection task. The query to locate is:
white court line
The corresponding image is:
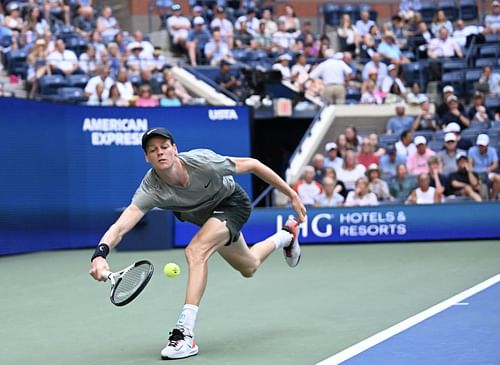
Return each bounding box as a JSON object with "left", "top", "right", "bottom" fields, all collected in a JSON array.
[{"left": 316, "top": 273, "right": 500, "bottom": 365}]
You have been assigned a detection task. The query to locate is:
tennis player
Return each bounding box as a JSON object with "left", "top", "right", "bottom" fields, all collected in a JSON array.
[{"left": 89, "top": 127, "right": 306, "bottom": 360}]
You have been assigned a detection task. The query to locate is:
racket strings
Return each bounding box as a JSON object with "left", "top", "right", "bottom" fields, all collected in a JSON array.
[{"left": 114, "top": 264, "right": 151, "bottom": 303}]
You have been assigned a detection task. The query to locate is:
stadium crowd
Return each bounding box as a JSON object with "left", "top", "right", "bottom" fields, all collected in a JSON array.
[{"left": 1, "top": 0, "right": 500, "bottom": 204}]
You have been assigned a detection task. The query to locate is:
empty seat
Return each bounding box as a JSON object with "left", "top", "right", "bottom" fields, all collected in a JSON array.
[
  {"left": 38, "top": 75, "right": 67, "bottom": 96},
  {"left": 479, "top": 45, "right": 498, "bottom": 58},
  {"left": 52, "top": 87, "right": 88, "bottom": 103},
  {"left": 485, "top": 95, "right": 500, "bottom": 111},
  {"left": 428, "top": 139, "right": 443, "bottom": 152},
  {"left": 459, "top": 0, "right": 478, "bottom": 21},
  {"left": 475, "top": 58, "right": 496, "bottom": 68},
  {"left": 438, "top": 0, "right": 458, "bottom": 21},
  {"left": 419, "top": 1, "right": 436, "bottom": 23},
  {"left": 414, "top": 130, "right": 435, "bottom": 140},
  {"left": 65, "top": 74, "right": 90, "bottom": 88},
  {"left": 6, "top": 49, "right": 28, "bottom": 77},
  {"left": 322, "top": 3, "right": 341, "bottom": 30}
]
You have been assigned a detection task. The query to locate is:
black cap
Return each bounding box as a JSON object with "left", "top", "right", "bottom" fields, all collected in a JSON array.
[{"left": 142, "top": 128, "right": 174, "bottom": 150}]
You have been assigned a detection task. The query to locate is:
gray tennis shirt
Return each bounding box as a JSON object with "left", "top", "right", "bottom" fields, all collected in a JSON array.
[{"left": 132, "top": 149, "right": 237, "bottom": 225}]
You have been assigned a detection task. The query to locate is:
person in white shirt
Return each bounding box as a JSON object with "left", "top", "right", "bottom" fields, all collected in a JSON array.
[
  {"left": 292, "top": 165, "right": 323, "bottom": 206},
  {"left": 336, "top": 150, "right": 367, "bottom": 190},
  {"left": 204, "top": 29, "right": 233, "bottom": 66},
  {"left": 427, "top": 26, "right": 463, "bottom": 59},
  {"left": 362, "top": 52, "right": 388, "bottom": 84},
  {"left": 271, "top": 18, "right": 297, "bottom": 52},
  {"left": 133, "top": 30, "right": 155, "bottom": 60},
  {"left": 406, "top": 173, "right": 441, "bottom": 204},
  {"left": 272, "top": 53, "right": 292, "bottom": 81},
  {"left": 314, "top": 176, "right": 344, "bottom": 207},
  {"left": 485, "top": 0, "right": 500, "bottom": 34},
  {"left": 115, "top": 68, "right": 134, "bottom": 102},
  {"left": 47, "top": 39, "right": 80, "bottom": 75},
  {"left": 96, "top": 6, "right": 120, "bottom": 42},
  {"left": 84, "top": 65, "right": 114, "bottom": 105},
  {"left": 309, "top": 51, "right": 352, "bottom": 104},
  {"left": 452, "top": 19, "right": 482, "bottom": 48},
  {"left": 344, "top": 177, "right": 379, "bottom": 206},
  {"left": 395, "top": 130, "right": 416, "bottom": 162},
  {"left": 167, "top": 3, "right": 191, "bottom": 50},
  {"left": 235, "top": 8, "right": 260, "bottom": 34},
  {"left": 355, "top": 10, "right": 375, "bottom": 36},
  {"left": 210, "top": 6, "right": 233, "bottom": 48}
]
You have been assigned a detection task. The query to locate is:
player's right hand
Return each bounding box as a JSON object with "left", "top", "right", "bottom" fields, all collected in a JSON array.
[{"left": 89, "top": 257, "right": 110, "bottom": 282}]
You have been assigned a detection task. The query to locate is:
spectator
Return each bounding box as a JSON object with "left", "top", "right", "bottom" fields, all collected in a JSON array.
[
  {"left": 361, "top": 79, "right": 383, "bottom": 104},
  {"left": 235, "top": 8, "right": 260, "bottom": 34},
  {"left": 272, "top": 18, "right": 297, "bottom": 53},
  {"left": 309, "top": 51, "right": 352, "bottom": 105},
  {"left": 290, "top": 53, "right": 311, "bottom": 90},
  {"left": 361, "top": 24, "right": 382, "bottom": 58},
  {"left": 103, "top": 84, "right": 130, "bottom": 107},
  {"left": 47, "top": 39, "right": 81, "bottom": 76},
  {"left": 163, "top": 68, "right": 192, "bottom": 104},
  {"left": 452, "top": 19, "right": 482, "bottom": 48},
  {"left": 345, "top": 126, "right": 362, "bottom": 152},
  {"left": 386, "top": 102, "right": 414, "bottom": 135},
  {"left": 406, "top": 82, "right": 428, "bottom": 105},
  {"left": 253, "top": 20, "right": 273, "bottom": 51},
  {"left": 215, "top": 60, "right": 243, "bottom": 97},
  {"left": 314, "top": 176, "right": 344, "bottom": 207},
  {"left": 366, "top": 163, "right": 393, "bottom": 201},
  {"left": 427, "top": 26, "right": 463, "bottom": 59},
  {"left": 278, "top": 4, "right": 300, "bottom": 34},
  {"left": 88, "top": 30, "right": 107, "bottom": 56},
  {"left": 438, "top": 132, "right": 467, "bottom": 175},
  {"left": 337, "top": 14, "right": 360, "bottom": 54},
  {"left": 74, "top": 5, "right": 95, "bottom": 39},
  {"left": 210, "top": 6, "right": 233, "bottom": 48},
  {"left": 139, "top": 69, "right": 162, "bottom": 95},
  {"left": 344, "top": 177, "right": 379, "bottom": 206},
  {"left": 444, "top": 122, "right": 473, "bottom": 151},
  {"left": 160, "top": 86, "right": 182, "bottom": 107},
  {"left": 187, "top": 17, "right": 211, "bottom": 66},
  {"left": 355, "top": 10, "right": 376, "bottom": 36},
  {"left": 311, "top": 153, "right": 326, "bottom": 182},
  {"left": 484, "top": 0, "right": 500, "bottom": 34},
  {"left": 384, "top": 14, "right": 405, "bottom": 41},
  {"left": 440, "top": 95, "right": 470, "bottom": 130},
  {"left": 406, "top": 173, "right": 442, "bottom": 204},
  {"left": 478, "top": 65, "right": 500, "bottom": 96},
  {"left": 361, "top": 67, "right": 385, "bottom": 98},
  {"left": 297, "top": 20, "right": 317, "bottom": 48},
  {"left": 84, "top": 65, "right": 114, "bottom": 105},
  {"left": 26, "top": 38, "right": 49, "bottom": 98},
  {"left": 106, "top": 42, "right": 123, "bottom": 77},
  {"left": 395, "top": 130, "right": 416, "bottom": 161},
  {"left": 410, "top": 20, "right": 434, "bottom": 51},
  {"left": 299, "top": 33, "right": 320, "bottom": 58},
  {"left": 377, "top": 31, "right": 410, "bottom": 65},
  {"left": 430, "top": 9, "right": 453, "bottom": 35},
  {"left": 336, "top": 150, "right": 367, "bottom": 191},
  {"left": 135, "top": 84, "right": 159, "bottom": 107},
  {"left": 25, "top": 6, "right": 49, "bottom": 39},
  {"left": 204, "top": 29, "right": 233, "bottom": 66},
  {"left": 336, "top": 133, "right": 349, "bottom": 158},
  {"left": 389, "top": 163, "right": 416, "bottom": 201},
  {"left": 468, "top": 134, "right": 500, "bottom": 199},
  {"left": 367, "top": 133, "right": 386, "bottom": 158},
  {"left": 259, "top": 8, "right": 277, "bottom": 36},
  {"left": 343, "top": 51, "right": 362, "bottom": 88},
  {"left": 380, "top": 144, "right": 406, "bottom": 178},
  {"left": 467, "top": 91, "right": 494, "bottom": 121},
  {"left": 79, "top": 44, "right": 98, "bottom": 75},
  {"left": 406, "top": 136, "right": 436, "bottom": 175},
  {"left": 96, "top": 6, "right": 120, "bottom": 42},
  {"left": 44, "top": 0, "right": 70, "bottom": 25},
  {"left": 133, "top": 30, "right": 155, "bottom": 61},
  {"left": 126, "top": 42, "right": 148, "bottom": 74},
  {"left": 448, "top": 153, "right": 482, "bottom": 201},
  {"left": 357, "top": 138, "right": 380, "bottom": 168},
  {"left": 381, "top": 64, "right": 406, "bottom": 97},
  {"left": 167, "top": 3, "right": 191, "bottom": 52},
  {"left": 324, "top": 167, "right": 347, "bottom": 197},
  {"left": 412, "top": 99, "right": 438, "bottom": 131},
  {"left": 233, "top": 19, "right": 254, "bottom": 49},
  {"left": 427, "top": 155, "right": 447, "bottom": 196},
  {"left": 115, "top": 68, "right": 134, "bottom": 102},
  {"left": 292, "top": 165, "right": 323, "bottom": 206},
  {"left": 436, "top": 85, "right": 466, "bottom": 120},
  {"left": 272, "top": 53, "right": 292, "bottom": 81},
  {"left": 362, "top": 52, "right": 388, "bottom": 85},
  {"left": 324, "top": 142, "right": 343, "bottom": 170}
]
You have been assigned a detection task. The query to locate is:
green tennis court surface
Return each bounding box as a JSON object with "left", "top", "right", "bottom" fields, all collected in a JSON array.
[{"left": 1, "top": 240, "right": 500, "bottom": 365}]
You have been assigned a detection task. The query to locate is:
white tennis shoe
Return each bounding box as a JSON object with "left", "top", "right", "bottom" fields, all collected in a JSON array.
[
  {"left": 161, "top": 326, "right": 199, "bottom": 360},
  {"left": 281, "top": 218, "right": 301, "bottom": 267}
]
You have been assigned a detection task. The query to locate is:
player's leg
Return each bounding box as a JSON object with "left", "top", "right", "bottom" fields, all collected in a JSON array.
[{"left": 161, "top": 217, "right": 230, "bottom": 360}]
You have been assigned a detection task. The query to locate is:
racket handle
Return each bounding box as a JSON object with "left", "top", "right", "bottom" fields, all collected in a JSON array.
[{"left": 101, "top": 270, "right": 112, "bottom": 280}]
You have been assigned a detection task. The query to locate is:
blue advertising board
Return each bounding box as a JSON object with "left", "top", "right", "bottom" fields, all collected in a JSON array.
[
  {"left": 0, "top": 97, "right": 251, "bottom": 255},
  {"left": 175, "top": 203, "right": 500, "bottom": 246}
]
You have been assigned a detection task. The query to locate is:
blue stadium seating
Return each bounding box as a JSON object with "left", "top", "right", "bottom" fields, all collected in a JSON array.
[
  {"left": 6, "top": 49, "right": 28, "bottom": 78},
  {"left": 65, "top": 74, "right": 90, "bottom": 89},
  {"left": 52, "top": 87, "right": 88, "bottom": 104},
  {"left": 38, "top": 75, "right": 67, "bottom": 97},
  {"left": 437, "top": 0, "right": 458, "bottom": 21},
  {"left": 459, "top": 0, "right": 478, "bottom": 21},
  {"left": 321, "top": 3, "right": 341, "bottom": 30},
  {"left": 419, "top": 1, "right": 437, "bottom": 23}
]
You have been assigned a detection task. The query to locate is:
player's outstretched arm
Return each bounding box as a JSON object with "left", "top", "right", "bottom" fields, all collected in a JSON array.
[
  {"left": 89, "top": 204, "right": 145, "bottom": 281},
  {"left": 231, "top": 157, "right": 307, "bottom": 222}
]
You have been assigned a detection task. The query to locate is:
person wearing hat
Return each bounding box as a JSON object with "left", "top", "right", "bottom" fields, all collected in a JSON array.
[
  {"left": 272, "top": 53, "right": 292, "bottom": 81},
  {"left": 406, "top": 136, "right": 436, "bottom": 175},
  {"left": 215, "top": 59, "right": 243, "bottom": 96},
  {"left": 377, "top": 31, "right": 410, "bottom": 65},
  {"left": 167, "top": 3, "right": 191, "bottom": 51},
  {"left": 386, "top": 102, "right": 414, "bottom": 135},
  {"left": 210, "top": 6, "right": 234, "bottom": 48},
  {"left": 324, "top": 142, "right": 343, "bottom": 170},
  {"left": 485, "top": 0, "right": 500, "bottom": 34},
  {"left": 448, "top": 153, "right": 482, "bottom": 202},
  {"left": 438, "top": 132, "right": 467, "bottom": 175},
  {"left": 89, "top": 128, "right": 307, "bottom": 360},
  {"left": 186, "top": 16, "right": 211, "bottom": 66},
  {"left": 466, "top": 91, "right": 494, "bottom": 123},
  {"left": 412, "top": 97, "right": 438, "bottom": 132},
  {"left": 126, "top": 42, "right": 147, "bottom": 74},
  {"left": 366, "top": 163, "right": 394, "bottom": 201},
  {"left": 439, "top": 95, "right": 470, "bottom": 130},
  {"left": 436, "top": 85, "right": 466, "bottom": 120},
  {"left": 468, "top": 134, "right": 500, "bottom": 199}
]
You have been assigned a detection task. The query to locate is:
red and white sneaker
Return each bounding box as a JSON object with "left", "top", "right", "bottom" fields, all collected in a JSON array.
[
  {"left": 161, "top": 326, "right": 199, "bottom": 360},
  {"left": 281, "top": 218, "right": 301, "bottom": 267}
]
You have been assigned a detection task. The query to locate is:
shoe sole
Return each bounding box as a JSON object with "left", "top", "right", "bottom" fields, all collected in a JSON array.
[{"left": 161, "top": 349, "right": 199, "bottom": 360}]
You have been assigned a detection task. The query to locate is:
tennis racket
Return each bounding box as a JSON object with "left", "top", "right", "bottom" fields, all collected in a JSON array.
[{"left": 102, "top": 260, "right": 154, "bottom": 306}]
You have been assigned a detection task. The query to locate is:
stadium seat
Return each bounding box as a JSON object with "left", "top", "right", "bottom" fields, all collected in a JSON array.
[
  {"left": 340, "top": 4, "right": 358, "bottom": 20},
  {"left": 479, "top": 45, "right": 498, "bottom": 58},
  {"left": 65, "top": 37, "right": 88, "bottom": 57},
  {"left": 419, "top": 1, "right": 436, "bottom": 23},
  {"left": 359, "top": 4, "right": 377, "bottom": 22},
  {"left": 442, "top": 59, "right": 466, "bottom": 73},
  {"left": 470, "top": 120, "right": 490, "bottom": 130},
  {"left": 38, "top": 75, "right": 67, "bottom": 96},
  {"left": 485, "top": 95, "right": 500, "bottom": 111},
  {"left": 414, "top": 130, "right": 435, "bottom": 140},
  {"left": 428, "top": 139, "right": 443, "bottom": 152},
  {"left": 0, "top": 35, "right": 12, "bottom": 48},
  {"left": 438, "top": 0, "right": 458, "bottom": 21},
  {"left": 440, "top": 71, "right": 464, "bottom": 96},
  {"left": 6, "top": 49, "right": 28, "bottom": 77},
  {"left": 460, "top": 128, "right": 481, "bottom": 141},
  {"left": 322, "top": 3, "right": 341, "bottom": 30},
  {"left": 345, "top": 87, "right": 361, "bottom": 103},
  {"left": 379, "top": 134, "right": 399, "bottom": 147},
  {"left": 459, "top": 0, "right": 478, "bottom": 21},
  {"left": 464, "top": 68, "right": 483, "bottom": 96},
  {"left": 484, "top": 34, "right": 500, "bottom": 44},
  {"left": 52, "top": 87, "right": 88, "bottom": 103},
  {"left": 65, "top": 74, "right": 90, "bottom": 89},
  {"left": 475, "top": 58, "right": 496, "bottom": 68},
  {"left": 434, "top": 130, "right": 446, "bottom": 141}
]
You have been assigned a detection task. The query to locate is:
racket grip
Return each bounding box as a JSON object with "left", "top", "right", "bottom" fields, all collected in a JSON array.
[{"left": 101, "top": 270, "right": 112, "bottom": 280}]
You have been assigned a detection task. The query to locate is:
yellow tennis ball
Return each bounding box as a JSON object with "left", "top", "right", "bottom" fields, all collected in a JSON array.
[{"left": 164, "top": 263, "right": 181, "bottom": 278}]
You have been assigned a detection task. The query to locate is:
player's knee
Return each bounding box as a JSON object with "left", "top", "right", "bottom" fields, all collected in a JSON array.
[{"left": 240, "top": 266, "right": 257, "bottom": 278}]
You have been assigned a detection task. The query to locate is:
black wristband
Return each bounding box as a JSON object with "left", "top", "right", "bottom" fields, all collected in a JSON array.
[{"left": 91, "top": 243, "right": 110, "bottom": 262}]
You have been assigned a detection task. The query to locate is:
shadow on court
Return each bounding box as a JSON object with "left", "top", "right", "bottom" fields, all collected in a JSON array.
[{"left": 1, "top": 240, "right": 500, "bottom": 365}]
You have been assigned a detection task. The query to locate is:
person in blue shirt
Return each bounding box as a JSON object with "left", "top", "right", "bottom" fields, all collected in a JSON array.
[
  {"left": 186, "top": 16, "right": 212, "bottom": 66},
  {"left": 468, "top": 134, "right": 500, "bottom": 199},
  {"left": 386, "top": 102, "right": 414, "bottom": 135}
]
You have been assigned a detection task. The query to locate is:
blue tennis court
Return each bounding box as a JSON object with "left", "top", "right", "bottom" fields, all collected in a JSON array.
[{"left": 319, "top": 274, "right": 500, "bottom": 365}]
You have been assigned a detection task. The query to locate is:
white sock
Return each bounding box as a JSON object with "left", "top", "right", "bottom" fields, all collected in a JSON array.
[
  {"left": 176, "top": 304, "right": 198, "bottom": 332},
  {"left": 270, "top": 230, "right": 293, "bottom": 250}
]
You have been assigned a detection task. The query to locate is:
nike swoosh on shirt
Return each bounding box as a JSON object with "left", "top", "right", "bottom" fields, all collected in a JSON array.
[{"left": 204, "top": 180, "right": 212, "bottom": 188}]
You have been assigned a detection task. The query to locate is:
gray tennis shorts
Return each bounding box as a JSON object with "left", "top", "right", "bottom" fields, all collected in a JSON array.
[{"left": 210, "top": 183, "right": 252, "bottom": 245}]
